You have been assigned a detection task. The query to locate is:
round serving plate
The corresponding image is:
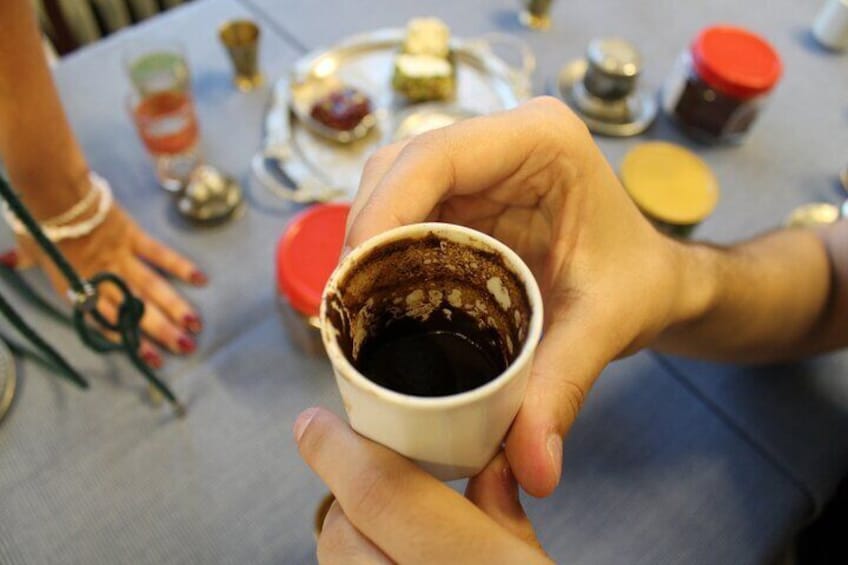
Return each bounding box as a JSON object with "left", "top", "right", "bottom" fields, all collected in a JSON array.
[{"left": 253, "top": 28, "right": 533, "bottom": 202}]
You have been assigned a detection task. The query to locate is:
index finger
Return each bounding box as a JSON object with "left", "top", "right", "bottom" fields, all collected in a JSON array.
[{"left": 345, "top": 96, "right": 581, "bottom": 248}]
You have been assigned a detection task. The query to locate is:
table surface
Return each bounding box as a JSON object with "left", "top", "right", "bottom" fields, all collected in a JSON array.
[{"left": 0, "top": 0, "right": 846, "bottom": 563}]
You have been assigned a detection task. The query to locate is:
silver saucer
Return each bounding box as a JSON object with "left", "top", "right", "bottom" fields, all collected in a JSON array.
[
  {"left": 391, "top": 104, "right": 478, "bottom": 141},
  {"left": 177, "top": 165, "right": 245, "bottom": 223},
  {"left": 557, "top": 58, "right": 657, "bottom": 137},
  {"left": 0, "top": 339, "right": 16, "bottom": 424}
]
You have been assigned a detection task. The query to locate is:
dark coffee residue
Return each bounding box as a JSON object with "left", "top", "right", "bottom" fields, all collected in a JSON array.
[
  {"left": 324, "top": 232, "right": 532, "bottom": 398},
  {"left": 356, "top": 305, "right": 507, "bottom": 397}
]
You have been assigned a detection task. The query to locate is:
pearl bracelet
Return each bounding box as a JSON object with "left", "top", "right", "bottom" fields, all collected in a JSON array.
[{"left": 3, "top": 172, "right": 113, "bottom": 243}]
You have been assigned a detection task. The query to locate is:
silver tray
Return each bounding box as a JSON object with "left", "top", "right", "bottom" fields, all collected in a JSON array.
[{"left": 253, "top": 28, "right": 534, "bottom": 203}]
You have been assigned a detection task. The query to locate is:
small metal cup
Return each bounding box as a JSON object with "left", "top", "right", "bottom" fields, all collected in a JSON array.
[
  {"left": 219, "top": 20, "right": 264, "bottom": 91},
  {"left": 519, "top": 0, "right": 554, "bottom": 30}
]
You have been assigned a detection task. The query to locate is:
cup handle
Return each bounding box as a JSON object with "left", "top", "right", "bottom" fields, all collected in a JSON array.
[{"left": 467, "top": 33, "right": 536, "bottom": 99}]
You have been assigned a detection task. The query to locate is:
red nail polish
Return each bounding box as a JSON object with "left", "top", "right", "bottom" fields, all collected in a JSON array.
[
  {"left": 0, "top": 250, "right": 18, "bottom": 269},
  {"left": 182, "top": 313, "right": 203, "bottom": 334},
  {"left": 141, "top": 349, "right": 163, "bottom": 369},
  {"left": 177, "top": 335, "right": 196, "bottom": 354},
  {"left": 190, "top": 270, "right": 209, "bottom": 286}
]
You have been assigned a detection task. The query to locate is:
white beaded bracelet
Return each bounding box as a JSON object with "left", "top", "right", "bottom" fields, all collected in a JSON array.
[{"left": 3, "top": 172, "right": 113, "bottom": 243}]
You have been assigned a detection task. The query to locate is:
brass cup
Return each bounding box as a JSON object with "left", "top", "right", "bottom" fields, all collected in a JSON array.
[
  {"left": 219, "top": 19, "right": 264, "bottom": 91},
  {"left": 519, "top": 0, "right": 554, "bottom": 30}
]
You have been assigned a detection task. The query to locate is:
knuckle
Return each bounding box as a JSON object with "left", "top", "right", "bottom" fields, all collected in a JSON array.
[
  {"left": 361, "top": 148, "right": 392, "bottom": 178},
  {"left": 343, "top": 464, "right": 398, "bottom": 527},
  {"left": 560, "top": 379, "right": 587, "bottom": 424}
]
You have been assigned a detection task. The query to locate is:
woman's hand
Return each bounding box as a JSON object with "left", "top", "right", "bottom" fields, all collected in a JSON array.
[
  {"left": 295, "top": 407, "right": 551, "bottom": 564},
  {"left": 345, "top": 97, "right": 699, "bottom": 497},
  {"left": 15, "top": 203, "right": 207, "bottom": 365}
]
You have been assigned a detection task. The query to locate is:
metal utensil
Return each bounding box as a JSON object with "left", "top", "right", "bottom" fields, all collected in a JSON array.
[{"left": 177, "top": 165, "right": 244, "bottom": 223}]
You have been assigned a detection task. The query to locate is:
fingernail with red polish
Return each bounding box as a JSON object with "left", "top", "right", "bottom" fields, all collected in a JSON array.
[
  {"left": 0, "top": 250, "right": 18, "bottom": 269},
  {"left": 190, "top": 270, "right": 209, "bottom": 286},
  {"left": 177, "top": 335, "right": 196, "bottom": 354},
  {"left": 182, "top": 313, "right": 203, "bottom": 334},
  {"left": 141, "top": 348, "right": 164, "bottom": 370}
]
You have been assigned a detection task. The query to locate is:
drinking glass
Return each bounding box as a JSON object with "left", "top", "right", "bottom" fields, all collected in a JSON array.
[{"left": 124, "top": 42, "right": 202, "bottom": 192}]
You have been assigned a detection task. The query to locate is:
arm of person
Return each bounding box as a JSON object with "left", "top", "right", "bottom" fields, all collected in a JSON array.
[
  {"left": 341, "top": 96, "right": 848, "bottom": 498},
  {"left": 657, "top": 219, "right": 848, "bottom": 362},
  {"left": 0, "top": 0, "right": 206, "bottom": 359}
]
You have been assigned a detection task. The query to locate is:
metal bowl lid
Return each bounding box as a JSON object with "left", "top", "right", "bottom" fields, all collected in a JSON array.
[
  {"left": 276, "top": 203, "right": 350, "bottom": 316},
  {"left": 784, "top": 202, "right": 841, "bottom": 228},
  {"left": 177, "top": 165, "right": 244, "bottom": 223},
  {"left": 556, "top": 57, "right": 656, "bottom": 137}
]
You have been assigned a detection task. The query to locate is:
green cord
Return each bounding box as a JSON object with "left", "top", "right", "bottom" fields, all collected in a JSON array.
[
  {"left": 0, "top": 174, "right": 184, "bottom": 415},
  {"left": 0, "top": 265, "right": 72, "bottom": 326},
  {"left": 0, "top": 292, "right": 88, "bottom": 388}
]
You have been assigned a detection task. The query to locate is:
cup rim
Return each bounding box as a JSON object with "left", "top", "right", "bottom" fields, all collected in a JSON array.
[
  {"left": 320, "top": 222, "right": 544, "bottom": 410},
  {"left": 218, "top": 19, "right": 261, "bottom": 45}
]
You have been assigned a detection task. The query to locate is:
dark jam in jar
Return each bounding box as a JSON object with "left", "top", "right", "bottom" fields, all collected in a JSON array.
[{"left": 663, "top": 26, "right": 782, "bottom": 144}]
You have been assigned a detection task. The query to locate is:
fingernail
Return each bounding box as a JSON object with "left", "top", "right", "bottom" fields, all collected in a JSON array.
[
  {"left": 182, "top": 313, "right": 203, "bottom": 334},
  {"left": 293, "top": 407, "right": 320, "bottom": 443},
  {"left": 339, "top": 245, "right": 351, "bottom": 261},
  {"left": 141, "top": 348, "right": 163, "bottom": 369},
  {"left": 177, "top": 334, "right": 196, "bottom": 354},
  {"left": 547, "top": 433, "right": 563, "bottom": 485},
  {"left": 0, "top": 250, "right": 18, "bottom": 269},
  {"left": 190, "top": 270, "right": 209, "bottom": 286}
]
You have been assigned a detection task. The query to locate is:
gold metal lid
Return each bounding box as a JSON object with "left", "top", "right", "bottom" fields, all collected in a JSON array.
[
  {"left": 620, "top": 142, "right": 719, "bottom": 225},
  {"left": 784, "top": 202, "right": 841, "bottom": 228}
]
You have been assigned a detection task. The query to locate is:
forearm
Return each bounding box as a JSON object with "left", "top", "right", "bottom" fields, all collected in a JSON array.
[
  {"left": 656, "top": 221, "right": 847, "bottom": 363},
  {"left": 0, "top": 0, "right": 89, "bottom": 220}
]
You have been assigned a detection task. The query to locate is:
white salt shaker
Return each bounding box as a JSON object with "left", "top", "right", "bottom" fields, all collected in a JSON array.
[{"left": 813, "top": 0, "right": 848, "bottom": 51}]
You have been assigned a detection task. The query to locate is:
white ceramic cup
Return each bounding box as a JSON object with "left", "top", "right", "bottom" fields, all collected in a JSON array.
[{"left": 320, "top": 223, "right": 543, "bottom": 480}]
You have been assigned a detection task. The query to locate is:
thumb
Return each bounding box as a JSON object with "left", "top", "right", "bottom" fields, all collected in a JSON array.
[
  {"left": 505, "top": 310, "right": 613, "bottom": 497},
  {"left": 465, "top": 452, "right": 541, "bottom": 549}
]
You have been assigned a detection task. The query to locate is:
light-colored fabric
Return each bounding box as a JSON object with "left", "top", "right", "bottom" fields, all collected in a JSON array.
[{"left": 0, "top": 0, "right": 844, "bottom": 564}]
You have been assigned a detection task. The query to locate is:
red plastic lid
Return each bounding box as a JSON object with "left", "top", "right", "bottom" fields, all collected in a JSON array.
[
  {"left": 276, "top": 203, "right": 350, "bottom": 317},
  {"left": 691, "top": 26, "right": 782, "bottom": 100}
]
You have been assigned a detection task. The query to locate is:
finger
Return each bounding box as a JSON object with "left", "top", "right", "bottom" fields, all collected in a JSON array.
[
  {"left": 133, "top": 231, "right": 208, "bottom": 287},
  {"left": 125, "top": 259, "right": 203, "bottom": 335},
  {"left": 346, "top": 140, "right": 410, "bottom": 247},
  {"left": 345, "top": 96, "right": 585, "bottom": 248},
  {"left": 294, "top": 407, "right": 547, "bottom": 564},
  {"left": 0, "top": 249, "right": 21, "bottom": 269},
  {"left": 317, "top": 501, "right": 393, "bottom": 565},
  {"left": 99, "top": 281, "right": 195, "bottom": 355},
  {"left": 92, "top": 297, "right": 164, "bottom": 369},
  {"left": 465, "top": 452, "right": 541, "bottom": 549},
  {"left": 505, "top": 310, "right": 612, "bottom": 498}
]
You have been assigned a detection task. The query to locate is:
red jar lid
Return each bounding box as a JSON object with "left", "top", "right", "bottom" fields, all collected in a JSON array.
[
  {"left": 276, "top": 203, "right": 350, "bottom": 317},
  {"left": 691, "top": 26, "right": 782, "bottom": 100}
]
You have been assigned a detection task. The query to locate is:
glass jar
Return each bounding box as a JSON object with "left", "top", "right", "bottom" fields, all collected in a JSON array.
[
  {"left": 276, "top": 203, "right": 349, "bottom": 355},
  {"left": 663, "top": 26, "right": 782, "bottom": 144}
]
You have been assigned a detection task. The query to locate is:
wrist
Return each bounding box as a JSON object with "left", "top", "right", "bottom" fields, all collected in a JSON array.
[
  {"left": 11, "top": 160, "right": 90, "bottom": 221},
  {"left": 662, "top": 237, "right": 721, "bottom": 334}
]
